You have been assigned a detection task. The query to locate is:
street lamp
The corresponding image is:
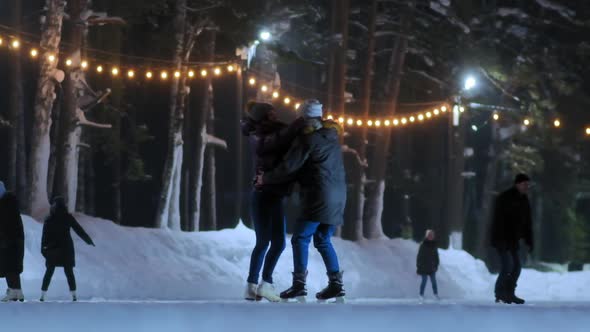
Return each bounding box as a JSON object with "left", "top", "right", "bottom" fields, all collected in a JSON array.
[
  {"left": 464, "top": 76, "right": 476, "bottom": 91},
  {"left": 259, "top": 30, "right": 272, "bottom": 42}
]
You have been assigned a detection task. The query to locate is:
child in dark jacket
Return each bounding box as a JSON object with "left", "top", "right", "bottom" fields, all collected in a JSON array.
[
  {"left": 416, "top": 229, "right": 440, "bottom": 301},
  {"left": 40, "top": 197, "right": 95, "bottom": 302}
]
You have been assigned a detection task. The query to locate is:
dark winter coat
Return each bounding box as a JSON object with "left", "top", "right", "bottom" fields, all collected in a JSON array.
[
  {"left": 491, "top": 187, "right": 534, "bottom": 251},
  {"left": 0, "top": 193, "right": 25, "bottom": 277},
  {"left": 263, "top": 119, "right": 346, "bottom": 226},
  {"left": 416, "top": 239, "right": 439, "bottom": 275},
  {"left": 42, "top": 212, "right": 93, "bottom": 268},
  {"left": 242, "top": 117, "right": 305, "bottom": 196}
]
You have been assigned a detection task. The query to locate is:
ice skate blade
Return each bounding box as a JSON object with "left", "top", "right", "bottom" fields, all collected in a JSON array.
[
  {"left": 281, "top": 296, "right": 307, "bottom": 303},
  {"left": 317, "top": 296, "right": 345, "bottom": 304}
]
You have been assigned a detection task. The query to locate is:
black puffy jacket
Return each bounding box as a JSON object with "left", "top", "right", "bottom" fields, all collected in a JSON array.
[
  {"left": 0, "top": 193, "right": 24, "bottom": 277},
  {"left": 490, "top": 187, "right": 533, "bottom": 250},
  {"left": 416, "top": 239, "right": 439, "bottom": 275},
  {"left": 42, "top": 212, "right": 93, "bottom": 267},
  {"left": 263, "top": 119, "right": 346, "bottom": 225}
]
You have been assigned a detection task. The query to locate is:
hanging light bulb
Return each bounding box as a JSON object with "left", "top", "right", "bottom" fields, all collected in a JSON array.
[
  {"left": 393, "top": 119, "right": 399, "bottom": 126},
  {"left": 356, "top": 120, "right": 363, "bottom": 126},
  {"left": 367, "top": 120, "right": 373, "bottom": 127},
  {"left": 174, "top": 71, "right": 181, "bottom": 78},
  {"left": 433, "top": 109, "right": 440, "bottom": 116},
  {"left": 401, "top": 118, "right": 408, "bottom": 125},
  {"left": 460, "top": 106, "right": 465, "bottom": 113},
  {"left": 96, "top": 65, "right": 103, "bottom": 73},
  {"left": 11, "top": 40, "right": 20, "bottom": 49},
  {"left": 523, "top": 119, "right": 530, "bottom": 126},
  {"left": 188, "top": 70, "right": 195, "bottom": 78},
  {"left": 127, "top": 70, "right": 135, "bottom": 78},
  {"left": 295, "top": 103, "right": 301, "bottom": 110},
  {"left": 48, "top": 54, "right": 56, "bottom": 63},
  {"left": 338, "top": 117, "right": 345, "bottom": 124},
  {"left": 347, "top": 118, "right": 354, "bottom": 125},
  {"left": 553, "top": 119, "right": 561, "bottom": 128},
  {"left": 272, "top": 91, "right": 279, "bottom": 99},
  {"left": 65, "top": 59, "right": 73, "bottom": 66},
  {"left": 426, "top": 112, "right": 432, "bottom": 119},
  {"left": 227, "top": 65, "right": 235, "bottom": 72},
  {"left": 81, "top": 60, "right": 88, "bottom": 69},
  {"left": 30, "top": 49, "right": 38, "bottom": 57},
  {"left": 375, "top": 120, "right": 381, "bottom": 127},
  {"left": 111, "top": 67, "right": 119, "bottom": 76},
  {"left": 586, "top": 127, "right": 590, "bottom": 136},
  {"left": 261, "top": 85, "right": 268, "bottom": 93},
  {"left": 201, "top": 69, "right": 208, "bottom": 77},
  {"left": 493, "top": 113, "right": 499, "bottom": 121},
  {"left": 441, "top": 106, "right": 447, "bottom": 113},
  {"left": 327, "top": 115, "right": 334, "bottom": 120},
  {"left": 418, "top": 114, "right": 424, "bottom": 121},
  {"left": 161, "top": 71, "right": 168, "bottom": 79},
  {"left": 0, "top": 37, "right": 3, "bottom": 45},
  {"left": 410, "top": 116, "right": 416, "bottom": 123},
  {"left": 249, "top": 78, "right": 256, "bottom": 85},
  {"left": 384, "top": 120, "right": 391, "bottom": 127},
  {"left": 146, "top": 71, "right": 153, "bottom": 79},
  {"left": 284, "top": 97, "right": 291, "bottom": 105},
  {"left": 214, "top": 67, "right": 221, "bottom": 76}
]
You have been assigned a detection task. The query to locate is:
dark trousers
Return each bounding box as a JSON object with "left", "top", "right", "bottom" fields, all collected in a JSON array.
[
  {"left": 5, "top": 273, "right": 22, "bottom": 289},
  {"left": 292, "top": 221, "right": 340, "bottom": 274},
  {"left": 494, "top": 249, "right": 521, "bottom": 297},
  {"left": 419, "top": 273, "right": 438, "bottom": 296},
  {"left": 247, "top": 191, "right": 287, "bottom": 284},
  {"left": 42, "top": 266, "right": 76, "bottom": 291}
]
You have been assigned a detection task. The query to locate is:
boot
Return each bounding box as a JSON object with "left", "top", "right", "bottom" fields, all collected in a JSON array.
[
  {"left": 244, "top": 283, "right": 261, "bottom": 301},
  {"left": 40, "top": 291, "right": 47, "bottom": 302},
  {"left": 257, "top": 281, "right": 281, "bottom": 302},
  {"left": 1, "top": 289, "right": 20, "bottom": 302},
  {"left": 316, "top": 271, "right": 345, "bottom": 301},
  {"left": 71, "top": 291, "right": 78, "bottom": 302},
  {"left": 507, "top": 283, "right": 525, "bottom": 304},
  {"left": 280, "top": 272, "right": 307, "bottom": 302}
]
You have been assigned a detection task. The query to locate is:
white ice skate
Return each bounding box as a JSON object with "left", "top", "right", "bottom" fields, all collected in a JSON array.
[
  {"left": 257, "top": 281, "right": 281, "bottom": 302},
  {"left": 419, "top": 295, "right": 424, "bottom": 303},
  {"left": 244, "top": 283, "right": 261, "bottom": 301},
  {"left": 40, "top": 291, "right": 47, "bottom": 302},
  {"left": 2, "top": 289, "right": 23, "bottom": 302},
  {"left": 71, "top": 291, "right": 77, "bottom": 302}
]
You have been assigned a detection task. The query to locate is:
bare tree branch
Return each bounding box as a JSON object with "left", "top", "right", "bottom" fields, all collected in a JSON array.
[
  {"left": 205, "top": 134, "right": 227, "bottom": 149},
  {"left": 478, "top": 66, "right": 521, "bottom": 102}
]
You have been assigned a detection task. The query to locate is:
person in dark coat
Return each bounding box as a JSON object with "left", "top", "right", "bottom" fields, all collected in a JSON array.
[
  {"left": 0, "top": 181, "right": 26, "bottom": 302},
  {"left": 416, "top": 229, "right": 440, "bottom": 301},
  {"left": 257, "top": 99, "right": 347, "bottom": 302},
  {"left": 40, "top": 197, "right": 95, "bottom": 302},
  {"left": 491, "top": 173, "right": 533, "bottom": 304},
  {"left": 241, "top": 101, "right": 305, "bottom": 302}
]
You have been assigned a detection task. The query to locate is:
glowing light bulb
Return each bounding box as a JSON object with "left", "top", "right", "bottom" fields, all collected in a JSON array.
[
  {"left": 161, "top": 71, "right": 168, "bottom": 79},
  {"left": 327, "top": 115, "right": 334, "bottom": 120},
  {"left": 261, "top": 85, "right": 268, "bottom": 93},
  {"left": 227, "top": 65, "right": 235, "bottom": 72},
  {"left": 410, "top": 116, "right": 415, "bottom": 123},
  {"left": 347, "top": 118, "right": 354, "bottom": 125},
  {"left": 367, "top": 120, "right": 373, "bottom": 127},
  {"left": 111, "top": 67, "right": 119, "bottom": 76},
  {"left": 214, "top": 67, "right": 221, "bottom": 76},
  {"left": 375, "top": 120, "right": 381, "bottom": 127},
  {"left": 174, "top": 71, "right": 181, "bottom": 78},
  {"left": 553, "top": 119, "right": 561, "bottom": 128},
  {"left": 81, "top": 61, "right": 88, "bottom": 69},
  {"left": 493, "top": 113, "right": 499, "bottom": 121},
  {"left": 30, "top": 49, "right": 38, "bottom": 57},
  {"left": 523, "top": 119, "right": 530, "bottom": 126},
  {"left": 460, "top": 106, "right": 465, "bottom": 113},
  {"left": 48, "top": 54, "right": 56, "bottom": 63},
  {"left": 11, "top": 40, "right": 19, "bottom": 49},
  {"left": 441, "top": 106, "right": 447, "bottom": 113},
  {"left": 65, "top": 59, "right": 73, "bottom": 66},
  {"left": 393, "top": 119, "right": 399, "bottom": 126},
  {"left": 356, "top": 120, "right": 363, "bottom": 126},
  {"left": 146, "top": 71, "right": 153, "bottom": 79},
  {"left": 384, "top": 120, "right": 391, "bottom": 127},
  {"left": 0, "top": 38, "right": 3, "bottom": 45},
  {"left": 127, "top": 70, "right": 135, "bottom": 78},
  {"left": 418, "top": 114, "right": 424, "bottom": 121},
  {"left": 201, "top": 70, "right": 208, "bottom": 77},
  {"left": 249, "top": 78, "right": 256, "bottom": 85},
  {"left": 401, "top": 118, "right": 408, "bottom": 125},
  {"left": 284, "top": 97, "right": 291, "bottom": 105},
  {"left": 295, "top": 103, "right": 301, "bottom": 110},
  {"left": 586, "top": 128, "right": 590, "bottom": 136},
  {"left": 338, "top": 117, "right": 345, "bottom": 124},
  {"left": 188, "top": 71, "right": 195, "bottom": 78},
  {"left": 96, "top": 65, "right": 103, "bottom": 73},
  {"left": 272, "top": 91, "right": 279, "bottom": 99},
  {"left": 426, "top": 112, "right": 432, "bottom": 118}
]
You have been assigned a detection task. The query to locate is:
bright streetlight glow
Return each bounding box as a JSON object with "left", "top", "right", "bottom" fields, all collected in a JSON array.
[
  {"left": 464, "top": 76, "right": 476, "bottom": 91},
  {"left": 259, "top": 30, "right": 271, "bottom": 41}
]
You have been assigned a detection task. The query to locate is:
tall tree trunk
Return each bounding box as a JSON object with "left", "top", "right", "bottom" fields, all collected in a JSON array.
[
  {"left": 343, "top": 0, "right": 376, "bottom": 241},
  {"left": 76, "top": 145, "right": 87, "bottom": 213},
  {"left": 234, "top": 66, "right": 244, "bottom": 227},
  {"left": 29, "top": 0, "right": 66, "bottom": 218},
  {"left": 58, "top": 0, "right": 88, "bottom": 212},
  {"left": 189, "top": 29, "right": 216, "bottom": 231},
  {"left": 9, "top": 0, "right": 28, "bottom": 209},
  {"left": 329, "top": 0, "right": 350, "bottom": 115},
  {"left": 47, "top": 91, "right": 62, "bottom": 200},
  {"left": 364, "top": 2, "right": 412, "bottom": 239},
  {"left": 446, "top": 108, "right": 467, "bottom": 248},
  {"left": 476, "top": 122, "right": 499, "bottom": 259},
  {"left": 204, "top": 83, "right": 217, "bottom": 231},
  {"left": 155, "top": 0, "right": 188, "bottom": 230},
  {"left": 86, "top": 145, "right": 96, "bottom": 216}
]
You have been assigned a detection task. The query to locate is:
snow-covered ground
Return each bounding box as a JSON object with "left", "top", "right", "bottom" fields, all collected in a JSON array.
[{"left": 3, "top": 214, "right": 590, "bottom": 331}]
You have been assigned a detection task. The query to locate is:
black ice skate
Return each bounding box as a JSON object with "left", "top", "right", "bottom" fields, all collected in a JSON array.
[
  {"left": 508, "top": 294, "right": 525, "bottom": 304},
  {"left": 316, "top": 271, "right": 345, "bottom": 303},
  {"left": 280, "top": 272, "right": 307, "bottom": 303}
]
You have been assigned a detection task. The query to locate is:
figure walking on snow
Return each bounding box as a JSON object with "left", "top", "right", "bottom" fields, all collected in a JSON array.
[
  {"left": 241, "top": 101, "right": 305, "bottom": 302},
  {"left": 257, "top": 100, "right": 347, "bottom": 302},
  {"left": 491, "top": 174, "right": 533, "bottom": 304},
  {"left": 0, "top": 181, "right": 26, "bottom": 302},
  {"left": 40, "top": 197, "right": 95, "bottom": 302},
  {"left": 416, "top": 229, "right": 440, "bottom": 301}
]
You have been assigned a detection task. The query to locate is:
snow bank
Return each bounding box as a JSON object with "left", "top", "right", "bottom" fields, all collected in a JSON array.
[{"left": 15, "top": 214, "right": 590, "bottom": 302}]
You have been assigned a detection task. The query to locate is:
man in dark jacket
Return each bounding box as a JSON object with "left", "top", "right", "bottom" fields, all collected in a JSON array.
[
  {"left": 0, "top": 181, "right": 25, "bottom": 302},
  {"left": 241, "top": 101, "right": 305, "bottom": 302},
  {"left": 257, "top": 99, "right": 347, "bottom": 302},
  {"left": 491, "top": 173, "right": 533, "bottom": 304}
]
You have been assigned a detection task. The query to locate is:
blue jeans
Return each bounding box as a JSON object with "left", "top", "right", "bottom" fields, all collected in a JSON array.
[
  {"left": 495, "top": 249, "right": 521, "bottom": 297},
  {"left": 419, "top": 273, "right": 438, "bottom": 296},
  {"left": 291, "top": 221, "right": 340, "bottom": 274},
  {"left": 247, "top": 191, "right": 287, "bottom": 284}
]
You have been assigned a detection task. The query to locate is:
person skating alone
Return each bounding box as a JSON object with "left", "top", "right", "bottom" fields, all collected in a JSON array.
[
  {"left": 491, "top": 174, "right": 533, "bottom": 304},
  {"left": 40, "top": 197, "right": 95, "bottom": 302},
  {"left": 256, "top": 99, "right": 347, "bottom": 302},
  {"left": 416, "top": 229, "right": 440, "bottom": 302},
  {"left": 241, "top": 101, "right": 305, "bottom": 302},
  {"left": 0, "top": 181, "right": 26, "bottom": 302}
]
